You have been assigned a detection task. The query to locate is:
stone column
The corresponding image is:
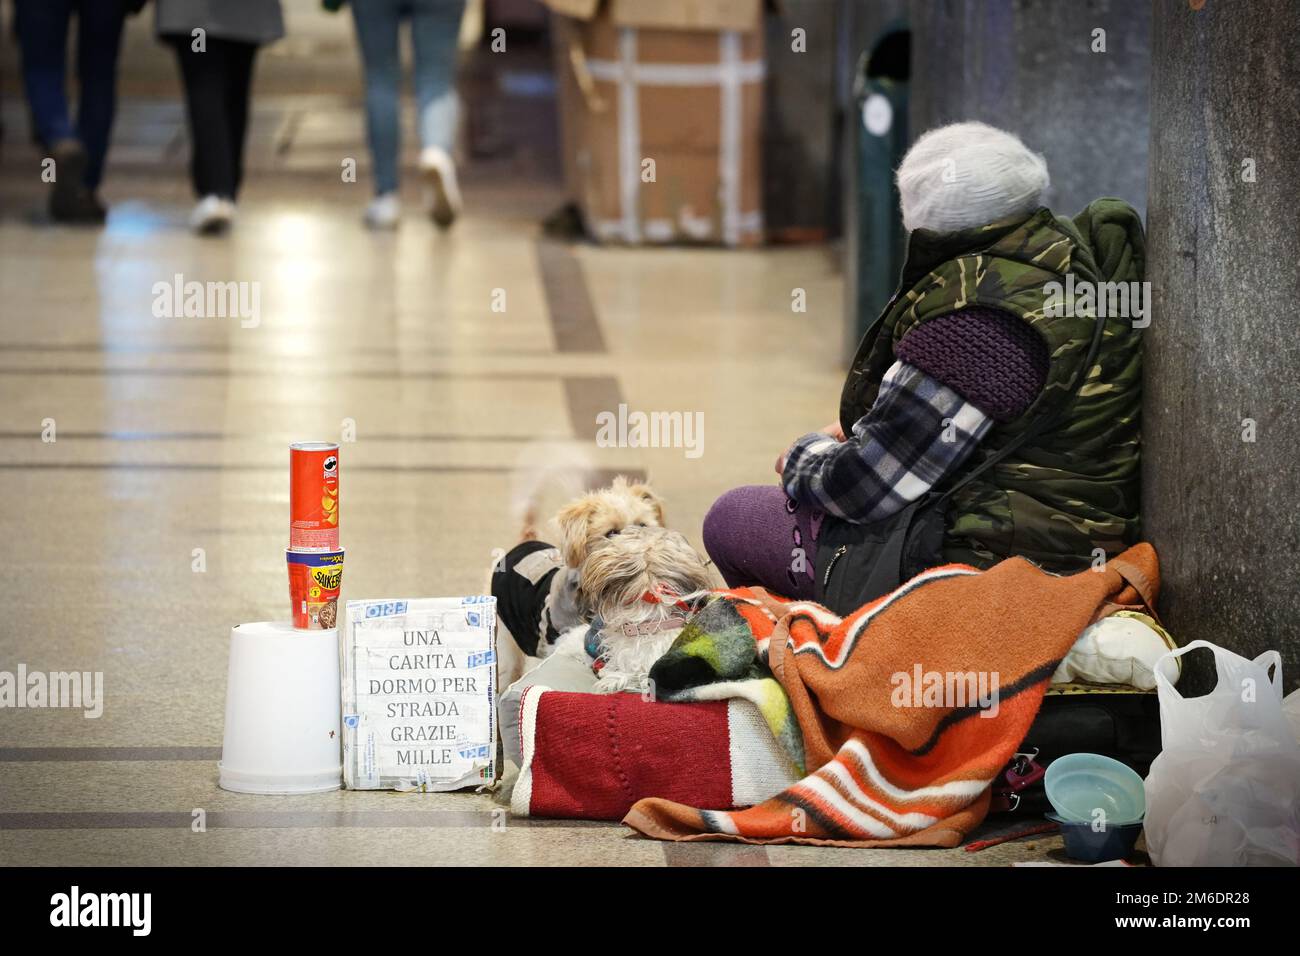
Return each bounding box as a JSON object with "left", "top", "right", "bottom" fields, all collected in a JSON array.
[
  {"left": 762, "top": 0, "right": 840, "bottom": 239},
  {"left": 1145, "top": 0, "right": 1300, "bottom": 690},
  {"left": 908, "top": 0, "right": 1150, "bottom": 217}
]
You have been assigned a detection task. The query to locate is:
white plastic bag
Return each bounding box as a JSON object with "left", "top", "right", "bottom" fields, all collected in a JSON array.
[{"left": 1143, "top": 640, "right": 1300, "bottom": 866}]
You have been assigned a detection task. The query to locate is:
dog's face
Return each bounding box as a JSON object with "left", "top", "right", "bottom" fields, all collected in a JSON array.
[
  {"left": 553, "top": 476, "right": 666, "bottom": 568},
  {"left": 578, "top": 526, "right": 713, "bottom": 626}
]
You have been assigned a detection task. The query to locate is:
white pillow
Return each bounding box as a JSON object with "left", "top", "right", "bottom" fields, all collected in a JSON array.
[
  {"left": 497, "top": 634, "right": 598, "bottom": 767},
  {"left": 1053, "top": 611, "right": 1178, "bottom": 690}
]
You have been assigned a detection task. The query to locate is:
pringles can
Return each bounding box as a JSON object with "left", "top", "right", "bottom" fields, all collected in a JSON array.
[
  {"left": 287, "top": 549, "right": 344, "bottom": 630},
  {"left": 289, "top": 441, "right": 339, "bottom": 551}
]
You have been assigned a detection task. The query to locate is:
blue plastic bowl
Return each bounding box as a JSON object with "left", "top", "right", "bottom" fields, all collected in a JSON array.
[
  {"left": 1047, "top": 813, "right": 1144, "bottom": 863},
  {"left": 1044, "top": 752, "right": 1146, "bottom": 825}
]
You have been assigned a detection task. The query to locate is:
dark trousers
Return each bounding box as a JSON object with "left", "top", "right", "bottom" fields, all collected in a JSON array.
[
  {"left": 169, "top": 36, "right": 259, "bottom": 200},
  {"left": 14, "top": 0, "right": 126, "bottom": 190}
]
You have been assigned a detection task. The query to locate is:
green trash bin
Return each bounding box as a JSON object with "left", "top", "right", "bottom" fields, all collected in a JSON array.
[{"left": 844, "top": 28, "right": 910, "bottom": 363}]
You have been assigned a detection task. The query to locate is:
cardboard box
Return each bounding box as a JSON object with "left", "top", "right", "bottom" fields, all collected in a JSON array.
[
  {"left": 546, "top": 0, "right": 765, "bottom": 246},
  {"left": 341, "top": 598, "right": 496, "bottom": 791}
]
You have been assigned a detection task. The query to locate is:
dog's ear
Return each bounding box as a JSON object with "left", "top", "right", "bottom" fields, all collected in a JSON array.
[
  {"left": 624, "top": 480, "right": 666, "bottom": 526},
  {"left": 554, "top": 497, "right": 599, "bottom": 568}
]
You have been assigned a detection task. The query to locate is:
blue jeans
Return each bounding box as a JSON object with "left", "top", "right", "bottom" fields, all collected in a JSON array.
[
  {"left": 14, "top": 0, "right": 126, "bottom": 190},
  {"left": 350, "top": 0, "right": 465, "bottom": 195}
]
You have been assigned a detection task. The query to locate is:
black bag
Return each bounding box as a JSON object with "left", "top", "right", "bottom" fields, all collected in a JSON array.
[
  {"left": 814, "top": 496, "right": 945, "bottom": 614},
  {"left": 993, "top": 692, "right": 1162, "bottom": 815}
]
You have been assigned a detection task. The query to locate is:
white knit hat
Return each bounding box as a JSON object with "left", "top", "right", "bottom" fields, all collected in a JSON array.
[{"left": 896, "top": 122, "right": 1050, "bottom": 233}]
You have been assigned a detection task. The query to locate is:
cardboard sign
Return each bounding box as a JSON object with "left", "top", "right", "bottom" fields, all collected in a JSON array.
[{"left": 342, "top": 598, "right": 496, "bottom": 791}]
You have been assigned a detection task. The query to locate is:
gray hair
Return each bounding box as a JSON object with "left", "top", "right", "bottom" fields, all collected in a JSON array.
[{"left": 896, "top": 121, "right": 1050, "bottom": 233}]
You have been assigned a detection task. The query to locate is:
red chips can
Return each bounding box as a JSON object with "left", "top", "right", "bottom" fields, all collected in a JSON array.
[{"left": 289, "top": 441, "right": 340, "bottom": 551}]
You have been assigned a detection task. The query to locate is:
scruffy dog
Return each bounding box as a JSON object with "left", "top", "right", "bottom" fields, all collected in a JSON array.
[
  {"left": 491, "top": 477, "right": 668, "bottom": 690},
  {"left": 551, "top": 526, "right": 714, "bottom": 695},
  {"left": 553, "top": 476, "right": 666, "bottom": 568}
]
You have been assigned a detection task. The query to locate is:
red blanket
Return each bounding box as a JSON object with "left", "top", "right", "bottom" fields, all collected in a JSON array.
[
  {"left": 510, "top": 689, "right": 801, "bottom": 819},
  {"left": 623, "top": 545, "right": 1160, "bottom": 847}
]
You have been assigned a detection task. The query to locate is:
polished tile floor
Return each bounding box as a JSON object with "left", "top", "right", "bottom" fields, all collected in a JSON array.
[{"left": 0, "top": 10, "right": 1076, "bottom": 867}]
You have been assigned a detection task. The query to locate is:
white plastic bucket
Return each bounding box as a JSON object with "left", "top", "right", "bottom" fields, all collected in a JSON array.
[{"left": 218, "top": 621, "right": 342, "bottom": 794}]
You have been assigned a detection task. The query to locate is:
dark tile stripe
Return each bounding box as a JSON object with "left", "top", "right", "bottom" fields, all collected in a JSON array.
[
  {"left": 537, "top": 240, "right": 606, "bottom": 353},
  {"left": 0, "top": 811, "right": 613, "bottom": 831},
  {"left": 563, "top": 375, "right": 624, "bottom": 443},
  {"left": 0, "top": 342, "right": 552, "bottom": 357},
  {"left": 0, "top": 747, "right": 221, "bottom": 762},
  {"left": 0, "top": 431, "right": 570, "bottom": 443},
  {"left": 0, "top": 367, "right": 561, "bottom": 381},
  {"left": 0, "top": 465, "right": 643, "bottom": 479},
  {"left": 0, "top": 463, "right": 520, "bottom": 473},
  {"left": 0, "top": 464, "right": 651, "bottom": 478},
  {"left": 0, "top": 399, "right": 643, "bottom": 481}
]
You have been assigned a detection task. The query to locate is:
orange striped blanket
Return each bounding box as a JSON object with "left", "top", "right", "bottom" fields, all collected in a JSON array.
[{"left": 624, "top": 544, "right": 1160, "bottom": 847}]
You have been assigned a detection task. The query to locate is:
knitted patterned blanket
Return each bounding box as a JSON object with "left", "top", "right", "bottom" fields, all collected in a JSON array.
[
  {"left": 625, "top": 543, "right": 1160, "bottom": 847},
  {"left": 650, "top": 587, "right": 809, "bottom": 773}
]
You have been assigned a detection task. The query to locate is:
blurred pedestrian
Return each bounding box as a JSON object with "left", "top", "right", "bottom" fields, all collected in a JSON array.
[
  {"left": 14, "top": 0, "right": 137, "bottom": 224},
  {"left": 326, "top": 0, "right": 466, "bottom": 230},
  {"left": 155, "top": 0, "right": 285, "bottom": 234}
]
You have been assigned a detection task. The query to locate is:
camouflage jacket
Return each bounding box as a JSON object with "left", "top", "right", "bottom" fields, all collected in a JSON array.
[{"left": 840, "top": 199, "right": 1145, "bottom": 571}]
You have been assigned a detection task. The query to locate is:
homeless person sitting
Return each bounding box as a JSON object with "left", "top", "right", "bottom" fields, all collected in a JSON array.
[{"left": 704, "top": 122, "right": 1146, "bottom": 614}]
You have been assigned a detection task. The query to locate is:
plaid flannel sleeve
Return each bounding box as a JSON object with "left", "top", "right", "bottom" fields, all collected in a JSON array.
[{"left": 781, "top": 360, "right": 993, "bottom": 523}]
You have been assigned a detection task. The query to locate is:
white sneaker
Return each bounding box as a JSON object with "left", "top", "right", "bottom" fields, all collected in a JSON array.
[
  {"left": 418, "top": 146, "right": 462, "bottom": 228},
  {"left": 364, "top": 192, "right": 401, "bottom": 230},
  {"left": 191, "top": 195, "right": 235, "bottom": 235}
]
